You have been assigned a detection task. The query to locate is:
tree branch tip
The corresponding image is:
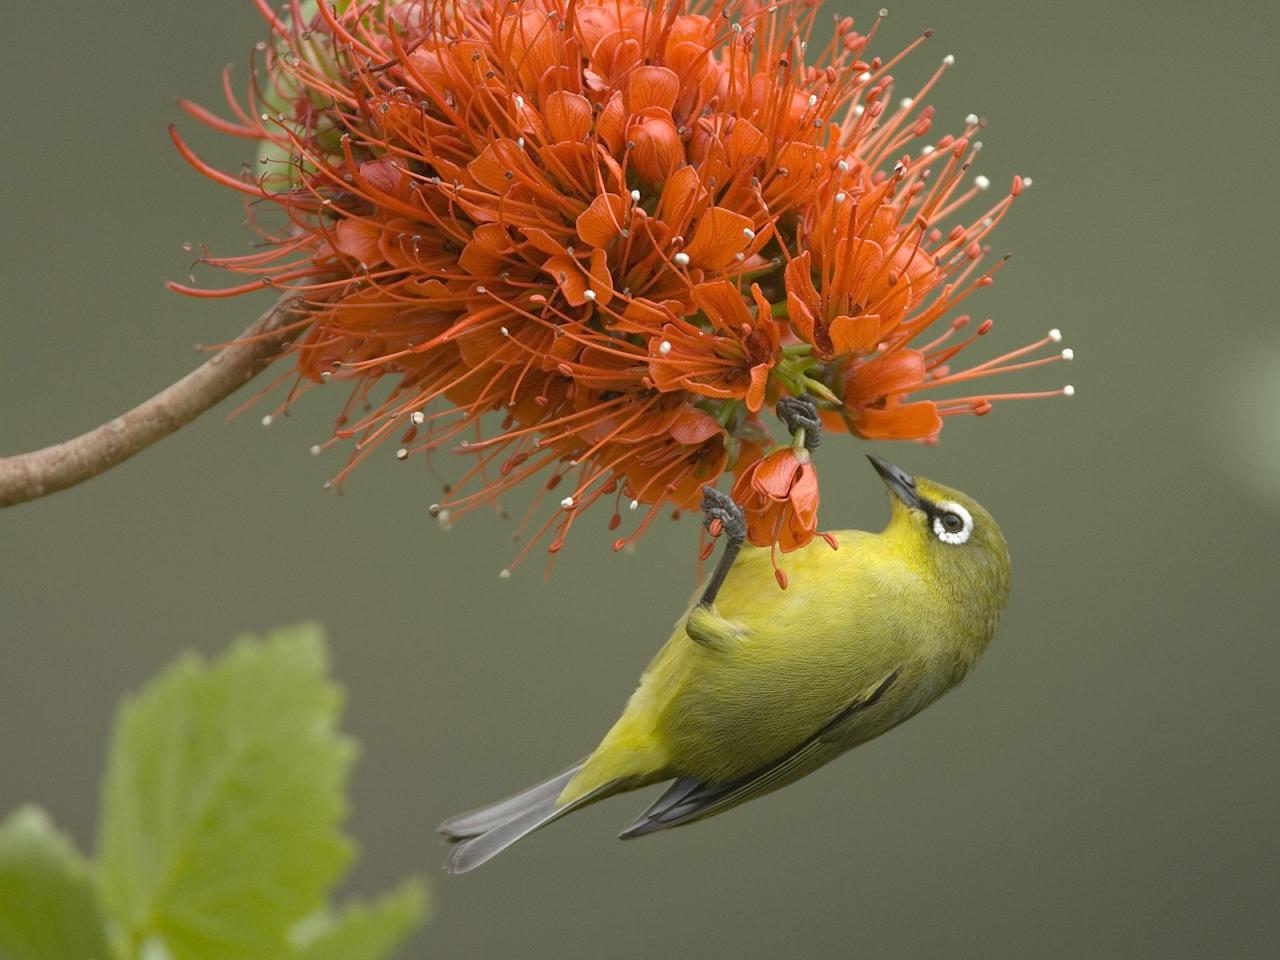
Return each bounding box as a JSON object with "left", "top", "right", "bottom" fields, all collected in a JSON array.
[{"left": 0, "top": 291, "right": 311, "bottom": 509}]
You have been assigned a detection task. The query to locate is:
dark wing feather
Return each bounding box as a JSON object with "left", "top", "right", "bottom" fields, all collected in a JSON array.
[{"left": 619, "top": 670, "right": 899, "bottom": 838}]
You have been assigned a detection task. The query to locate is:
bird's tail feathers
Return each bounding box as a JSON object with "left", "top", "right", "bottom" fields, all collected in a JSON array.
[
  {"left": 438, "top": 761, "right": 584, "bottom": 840},
  {"left": 439, "top": 761, "right": 614, "bottom": 874}
]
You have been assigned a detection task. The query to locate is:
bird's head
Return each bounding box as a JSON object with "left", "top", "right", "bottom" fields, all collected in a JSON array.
[{"left": 867, "top": 454, "right": 1011, "bottom": 610}]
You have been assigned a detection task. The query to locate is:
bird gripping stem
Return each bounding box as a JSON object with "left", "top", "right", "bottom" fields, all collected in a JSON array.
[
  {"left": 777, "top": 394, "right": 822, "bottom": 454},
  {"left": 697, "top": 395, "right": 822, "bottom": 607}
]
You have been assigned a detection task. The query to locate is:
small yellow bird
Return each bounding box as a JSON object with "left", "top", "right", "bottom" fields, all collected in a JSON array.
[{"left": 441, "top": 402, "right": 1011, "bottom": 874}]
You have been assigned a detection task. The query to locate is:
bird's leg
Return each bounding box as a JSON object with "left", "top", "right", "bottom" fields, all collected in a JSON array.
[
  {"left": 697, "top": 485, "right": 746, "bottom": 608},
  {"left": 777, "top": 394, "right": 822, "bottom": 452}
]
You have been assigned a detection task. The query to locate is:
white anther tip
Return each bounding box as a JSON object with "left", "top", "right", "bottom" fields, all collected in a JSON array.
[
  {"left": 834, "top": 192, "right": 846, "bottom": 203},
  {"left": 560, "top": 496, "right": 575, "bottom": 509},
  {"left": 673, "top": 252, "right": 690, "bottom": 266},
  {"left": 807, "top": 94, "right": 818, "bottom": 107},
  {"left": 261, "top": 414, "right": 273, "bottom": 427},
  {"left": 1061, "top": 348, "right": 1074, "bottom": 360},
  {"left": 899, "top": 97, "right": 913, "bottom": 109},
  {"left": 583, "top": 289, "right": 597, "bottom": 300},
  {"left": 743, "top": 228, "right": 756, "bottom": 240},
  {"left": 1048, "top": 328, "right": 1063, "bottom": 342},
  {"left": 629, "top": 499, "right": 640, "bottom": 511},
  {"left": 658, "top": 340, "right": 672, "bottom": 355},
  {"left": 1063, "top": 384, "right": 1075, "bottom": 397},
  {"left": 858, "top": 71, "right": 872, "bottom": 83},
  {"left": 500, "top": 326, "right": 510, "bottom": 336},
  {"left": 630, "top": 189, "right": 641, "bottom": 202},
  {"left": 411, "top": 411, "right": 426, "bottom": 424},
  {"left": 499, "top": 568, "right": 511, "bottom": 579},
  {"left": 309, "top": 444, "right": 322, "bottom": 456},
  {"left": 965, "top": 113, "right": 980, "bottom": 126},
  {"left": 974, "top": 175, "right": 991, "bottom": 191},
  {"left": 879, "top": 7, "right": 888, "bottom": 16},
  {"left": 943, "top": 54, "right": 956, "bottom": 65},
  {"left": 396, "top": 448, "right": 409, "bottom": 460}
]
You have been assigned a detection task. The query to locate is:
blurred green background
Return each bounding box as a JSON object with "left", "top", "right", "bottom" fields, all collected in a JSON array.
[{"left": 2, "top": 1, "right": 1277, "bottom": 957}]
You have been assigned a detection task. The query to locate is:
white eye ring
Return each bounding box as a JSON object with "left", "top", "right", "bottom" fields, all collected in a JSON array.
[{"left": 932, "top": 500, "right": 973, "bottom": 545}]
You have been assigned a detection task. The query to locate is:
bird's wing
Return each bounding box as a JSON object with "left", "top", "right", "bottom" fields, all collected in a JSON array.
[{"left": 618, "top": 669, "right": 900, "bottom": 838}]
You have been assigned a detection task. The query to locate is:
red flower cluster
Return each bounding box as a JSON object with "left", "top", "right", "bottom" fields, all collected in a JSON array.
[{"left": 175, "top": 0, "right": 1071, "bottom": 571}]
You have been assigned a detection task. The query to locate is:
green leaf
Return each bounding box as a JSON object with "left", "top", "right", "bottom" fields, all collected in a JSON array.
[
  {"left": 0, "top": 806, "right": 111, "bottom": 960},
  {"left": 290, "top": 879, "right": 429, "bottom": 960},
  {"left": 96, "top": 625, "right": 357, "bottom": 960}
]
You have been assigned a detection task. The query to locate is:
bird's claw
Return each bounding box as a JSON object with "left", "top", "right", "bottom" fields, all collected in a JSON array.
[
  {"left": 701, "top": 485, "right": 746, "bottom": 544},
  {"left": 777, "top": 395, "right": 822, "bottom": 450}
]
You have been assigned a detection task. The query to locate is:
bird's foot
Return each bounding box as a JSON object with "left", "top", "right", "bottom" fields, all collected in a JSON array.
[
  {"left": 698, "top": 486, "right": 747, "bottom": 608},
  {"left": 701, "top": 485, "right": 746, "bottom": 546},
  {"left": 777, "top": 395, "right": 822, "bottom": 450}
]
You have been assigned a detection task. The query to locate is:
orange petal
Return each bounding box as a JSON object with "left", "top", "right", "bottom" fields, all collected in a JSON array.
[
  {"left": 334, "top": 219, "right": 383, "bottom": 266},
  {"left": 684, "top": 206, "right": 755, "bottom": 271},
  {"left": 458, "top": 223, "right": 511, "bottom": 276},
  {"left": 725, "top": 118, "right": 767, "bottom": 168},
  {"left": 748, "top": 284, "right": 782, "bottom": 354},
  {"left": 828, "top": 314, "right": 881, "bottom": 356},
  {"left": 745, "top": 364, "right": 769, "bottom": 413},
  {"left": 544, "top": 90, "right": 592, "bottom": 143},
  {"left": 576, "top": 193, "right": 627, "bottom": 247},
  {"left": 754, "top": 450, "right": 803, "bottom": 499},
  {"left": 845, "top": 350, "right": 927, "bottom": 407},
  {"left": 587, "top": 247, "right": 614, "bottom": 306},
  {"left": 627, "top": 110, "right": 683, "bottom": 183},
  {"left": 519, "top": 226, "right": 566, "bottom": 258},
  {"left": 356, "top": 160, "right": 404, "bottom": 198},
  {"left": 669, "top": 405, "right": 723, "bottom": 445},
  {"left": 619, "top": 297, "right": 678, "bottom": 332},
  {"left": 789, "top": 463, "right": 820, "bottom": 527},
  {"left": 466, "top": 139, "right": 522, "bottom": 193},
  {"left": 625, "top": 65, "right": 679, "bottom": 113},
  {"left": 665, "top": 13, "right": 715, "bottom": 50},
  {"left": 595, "top": 92, "right": 626, "bottom": 153},
  {"left": 543, "top": 255, "right": 588, "bottom": 306},
  {"left": 850, "top": 401, "right": 942, "bottom": 440},
  {"left": 690, "top": 279, "right": 752, "bottom": 332},
  {"left": 763, "top": 141, "right": 824, "bottom": 207},
  {"left": 657, "top": 165, "right": 707, "bottom": 229},
  {"left": 786, "top": 291, "right": 816, "bottom": 346},
  {"left": 784, "top": 253, "right": 819, "bottom": 344}
]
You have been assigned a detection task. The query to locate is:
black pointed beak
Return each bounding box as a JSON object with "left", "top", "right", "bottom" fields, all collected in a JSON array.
[{"left": 866, "top": 454, "right": 926, "bottom": 510}]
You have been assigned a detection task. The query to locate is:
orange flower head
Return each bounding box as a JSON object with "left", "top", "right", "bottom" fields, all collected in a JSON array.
[{"left": 173, "top": 0, "right": 1072, "bottom": 571}]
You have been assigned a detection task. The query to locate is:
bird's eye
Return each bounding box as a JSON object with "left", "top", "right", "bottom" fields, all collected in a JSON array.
[{"left": 931, "top": 501, "right": 973, "bottom": 545}]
